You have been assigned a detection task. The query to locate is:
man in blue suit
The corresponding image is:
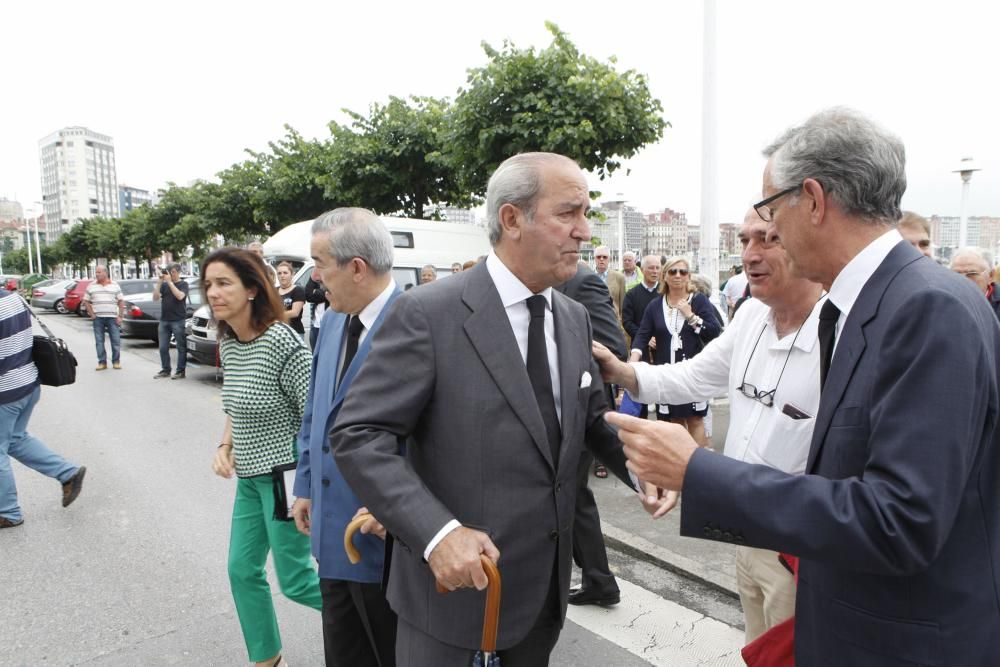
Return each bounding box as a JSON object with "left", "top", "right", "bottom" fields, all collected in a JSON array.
[
  {"left": 292, "top": 208, "right": 401, "bottom": 667},
  {"left": 606, "top": 108, "right": 1000, "bottom": 665}
]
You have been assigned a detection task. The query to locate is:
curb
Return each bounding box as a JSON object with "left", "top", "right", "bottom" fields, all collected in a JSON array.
[{"left": 601, "top": 521, "right": 739, "bottom": 599}]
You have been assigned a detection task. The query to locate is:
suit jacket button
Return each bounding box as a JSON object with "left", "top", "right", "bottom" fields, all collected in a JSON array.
[
  {"left": 711, "top": 529, "right": 722, "bottom": 539},
  {"left": 321, "top": 478, "right": 330, "bottom": 487},
  {"left": 549, "top": 529, "right": 558, "bottom": 541},
  {"left": 322, "top": 445, "right": 330, "bottom": 453},
  {"left": 555, "top": 483, "right": 562, "bottom": 493}
]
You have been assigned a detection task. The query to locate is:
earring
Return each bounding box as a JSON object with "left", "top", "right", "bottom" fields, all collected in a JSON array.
[{"left": 248, "top": 296, "right": 255, "bottom": 301}]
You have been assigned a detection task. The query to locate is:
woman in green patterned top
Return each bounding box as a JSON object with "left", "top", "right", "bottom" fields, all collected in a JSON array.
[{"left": 205, "top": 247, "right": 321, "bottom": 667}]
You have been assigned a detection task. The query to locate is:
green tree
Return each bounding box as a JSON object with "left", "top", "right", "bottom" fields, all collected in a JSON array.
[
  {"left": 447, "top": 21, "right": 668, "bottom": 196},
  {"left": 2, "top": 248, "right": 29, "bottom": 274},
  {"left": 243, "top": 126, "right": 340, "bottom": 232},
  {"left": 328, "top": 96, "right": 472, "bottom": 219}
]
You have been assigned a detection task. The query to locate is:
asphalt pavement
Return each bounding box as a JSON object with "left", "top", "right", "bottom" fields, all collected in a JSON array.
[{"left": 3, "top": 309, "right": 745, "bottom": 666}]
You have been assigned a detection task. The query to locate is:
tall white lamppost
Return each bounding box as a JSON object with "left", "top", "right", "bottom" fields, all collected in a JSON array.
[
  {"left": 25, "top": 218, "right": 34, "bottom": 274},
  {"left": 698, "top": 0, "right": 720, "bottom": 292},
  {"left": 953, "top": 157, "right": 981, "bottom": 248}
]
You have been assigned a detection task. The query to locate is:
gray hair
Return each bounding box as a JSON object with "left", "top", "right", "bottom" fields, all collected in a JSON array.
[
  {"left": 763, "top": 107, "right": 906, "bottom": 225},
  {"left": 311, "top": 207, "right": 394, "bottom": 275},
  {"left": 951, "top": 247, "right": 993, "bottom": 271},
  {"left": 167, "top": 262, "right": 181, "bottom": 273},
  {"left": 485, "top": 152, "right": 579, "bottom": 246},
  {"left": 622, "top": 251, "right": 636, "bottom": 260}
]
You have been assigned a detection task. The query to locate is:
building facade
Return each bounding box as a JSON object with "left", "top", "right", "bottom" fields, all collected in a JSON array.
[
  {"left": 118, "top": 185, "right": 153, "bottom": 214},
  {"left": 38, "top": 127, "right": 119, "bottom": 240}
]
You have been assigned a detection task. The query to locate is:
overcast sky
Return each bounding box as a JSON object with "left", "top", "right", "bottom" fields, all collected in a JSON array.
[{"left": 4, "top": 0, "right": 999, "bottom": 225}]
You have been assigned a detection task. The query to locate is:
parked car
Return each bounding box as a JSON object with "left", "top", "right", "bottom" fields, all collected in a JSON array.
[
  {"left": 63, "top": 278, "right": 154, "bottom": 316},
  {"left": 63, "top": 280, "right": 93, "bottom": 316},
  {"left": 31, "top": 279, "right": 76, "bottom": 312},
  {"left": 20, "top": 273, "right": 50, "bottom": 297},
  {"left": 122, "top": 284, "right": 203, "bottom": 342}
]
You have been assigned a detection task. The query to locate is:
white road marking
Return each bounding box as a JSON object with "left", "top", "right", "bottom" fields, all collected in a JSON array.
[{"left": 566, "top": 577, "right": 746, "bottom": 666}]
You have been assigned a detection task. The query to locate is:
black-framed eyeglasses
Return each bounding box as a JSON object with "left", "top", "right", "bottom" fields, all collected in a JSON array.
[
  {"left": 736, "top": 321, "right": 804, "bottom": 408},
  {"left": 667, "top": 268, "right": 689, "bottom": 276},
  {"left": 754, "top": 185, "right": 802, "bottom": 222}
]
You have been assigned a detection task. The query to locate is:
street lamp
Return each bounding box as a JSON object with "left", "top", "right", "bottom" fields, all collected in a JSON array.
[{"left": 953, "top": 157, "right": 981, "bottom": 248}]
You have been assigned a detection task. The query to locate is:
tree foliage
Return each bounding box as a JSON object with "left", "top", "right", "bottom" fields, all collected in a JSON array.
[
  {"left": 447, "top": 21, "right": 667, "bottom": 196},
  {"left": 328, "top": 96, "right": 472, "bottom": 219}
]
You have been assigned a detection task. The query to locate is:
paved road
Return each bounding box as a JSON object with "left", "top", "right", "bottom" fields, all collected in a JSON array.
[{"left": 3, "top": 310, "right": 745, "bottom": 666}]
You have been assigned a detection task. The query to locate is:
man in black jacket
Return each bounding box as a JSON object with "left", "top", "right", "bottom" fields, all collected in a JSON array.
[
  {"left": 555, "top": 261, "right": 627, "bottom": 607},
  {"left": 620, "top": 255, "right": 661, "bottom": 419}
]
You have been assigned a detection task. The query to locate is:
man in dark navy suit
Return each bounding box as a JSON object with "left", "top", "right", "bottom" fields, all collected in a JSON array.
[{"left": 606, "top": 108, "right": 1000, "bottom": 666}]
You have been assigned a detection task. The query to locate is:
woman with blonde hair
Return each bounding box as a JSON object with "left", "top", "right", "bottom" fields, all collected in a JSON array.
[
  {"left": 205, "top": 247, "right": 320, "bottom": 667},
  {"left": 630, "top": 256, "right": 722, "bottom": 446}
]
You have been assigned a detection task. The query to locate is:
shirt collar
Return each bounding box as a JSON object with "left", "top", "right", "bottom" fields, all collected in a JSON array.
[
  {"left": 827, "top": 228, "right": 902, "bottom": 319},
  {"left": 486, "top": 252, "right": 552, "bottom": 310},
  {"left": 356, "top": 279, "right": 398, "bottom": 330},
  {"left": 643, "top": 281, "right": 658, "bottom": 292},
  {"left": 765, "top": 296, "right": 824, "bottom": 353}
]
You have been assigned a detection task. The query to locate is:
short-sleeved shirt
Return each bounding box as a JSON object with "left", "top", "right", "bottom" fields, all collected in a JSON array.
[
  {"left": 83, "top": 281, "right": 124, "bottom": 317},
  {"left": 221, "top": 322, "right": 311, "bottom": 477},
  {"left": 159, "top": 279, "right": 189, "bottom": 321},
  {"left": 279, "top": 285, "right": 306, "bottom": 334}
]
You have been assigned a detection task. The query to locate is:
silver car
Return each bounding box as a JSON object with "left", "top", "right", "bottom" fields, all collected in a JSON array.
[{"left": 30, "top": 279, "right": 75, "bottom": 313}]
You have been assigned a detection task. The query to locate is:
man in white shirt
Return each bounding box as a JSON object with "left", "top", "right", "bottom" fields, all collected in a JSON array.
[
  {"left": 594, "top": 208, "right": 823, "bottom": 642},
  {"left": 605, "top": 108, "right": 1000, "bottom": 664},
  {"left": 721, "top": 264, "right": 749, "bottom": 319}
]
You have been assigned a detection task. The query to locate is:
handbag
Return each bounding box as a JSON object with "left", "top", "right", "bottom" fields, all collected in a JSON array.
[
  {"left": 23, "top": 298, "right": 77, "bottom": 386},
  {"left": 270, "top": 461, "right": 298, "bottom": 521}
]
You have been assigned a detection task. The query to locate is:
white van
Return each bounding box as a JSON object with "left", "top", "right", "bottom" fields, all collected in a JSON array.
[{"left": 263, "top": 216, "right": 491, "bottom": 289}]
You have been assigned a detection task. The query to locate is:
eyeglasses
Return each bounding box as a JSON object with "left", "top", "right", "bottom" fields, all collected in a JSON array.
[
  {"left": 736, "top": 321, "right": 804, "bottom": 408},
  {"left": 957, "top": 269, "right": 989, "bottom": 278},
  {"left": 754, "top": 185, "right": 802, "bottom": 222},
  {"left": 916, "top": 239, "right": 931, "bottom": 249},
  {"left": 666, "top": 268, "right": 689, "bottom": 276}
]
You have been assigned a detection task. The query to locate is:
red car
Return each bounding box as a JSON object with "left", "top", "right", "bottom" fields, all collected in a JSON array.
[{"left": 63, "top": 280, "right": 93, "bottom": 316}]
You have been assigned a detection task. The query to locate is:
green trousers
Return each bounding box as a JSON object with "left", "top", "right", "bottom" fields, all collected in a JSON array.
[{"left": 228, "top": 475, "right": 322, "bottom": 662}]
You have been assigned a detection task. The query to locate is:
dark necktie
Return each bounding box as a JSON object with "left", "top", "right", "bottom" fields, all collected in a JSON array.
[
  {"left": 526, "top": 295, "right": 561, "bottom": 465},
  {"left": 337, "top": 315, "right": 365, "bottom": 389},
  {"left": 818, "top": 299, "right": 841, "bottom": 391}
]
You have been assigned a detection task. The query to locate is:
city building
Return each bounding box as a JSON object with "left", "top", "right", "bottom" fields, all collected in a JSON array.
[
  {"left": 0, "top": 198, "right": 24, "bottom": 222},
  {"left": 643, "top": 208, "right": 687, "bottom": 260},
  {"left": 589, "top": 198, "right": 644, "bottom": 266},
  {"left": 119, "top": 185, "right": 153, "bottom": 213},
  {"left": 38, "top": 126, "right": 119, "bottom": 240}
]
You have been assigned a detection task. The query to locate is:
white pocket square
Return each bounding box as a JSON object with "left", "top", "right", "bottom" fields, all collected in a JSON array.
[{"left": 580, "top": 371, "right": 592, "bottom": 388}]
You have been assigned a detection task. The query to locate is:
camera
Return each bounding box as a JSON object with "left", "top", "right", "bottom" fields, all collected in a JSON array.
[{"left": 160, "top": 267, "right": 169, "bottom": 275}]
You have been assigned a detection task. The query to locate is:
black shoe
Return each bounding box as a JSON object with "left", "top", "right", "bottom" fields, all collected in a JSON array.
[
  {"left": 62, "top": 466, "right": 86, "bottom": 508},
  {"left": 568, "top": 587, "right": 620, "bottom": 607},
  {"left": 0, "top": 516, "right": 24, "bottom": 528},
  {"left": 171, "top": 370, "right": 186, "bottom": 380},
  {"left": 154, "top": 370, "right": 171, "bottom": 379}
]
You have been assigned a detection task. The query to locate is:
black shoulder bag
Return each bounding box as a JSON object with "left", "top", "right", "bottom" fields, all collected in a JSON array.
[{"left": 24, "top": 298, "right": 78, "bottom": 386}]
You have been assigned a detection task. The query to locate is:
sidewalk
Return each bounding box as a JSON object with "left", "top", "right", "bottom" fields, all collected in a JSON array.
[{"left": 590, "top": 399, "right": 740, "bottom": 597}]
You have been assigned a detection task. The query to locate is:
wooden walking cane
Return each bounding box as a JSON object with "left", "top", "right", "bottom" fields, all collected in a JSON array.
[{"left": 345, "top": 512, "right": 503, "bottom": 663}]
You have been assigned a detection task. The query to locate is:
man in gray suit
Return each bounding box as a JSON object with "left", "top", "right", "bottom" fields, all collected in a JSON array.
[{"left": 332, "top": 153, "right": 664, "bottom": 665}]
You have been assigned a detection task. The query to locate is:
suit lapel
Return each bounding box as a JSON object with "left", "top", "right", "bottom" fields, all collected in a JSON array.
[
  {"left": 806, "top": 241, "right": 921, "bottom": 472},
  {"left": 554, "top": 292, "right": 585, "bottom": 469},
  {"left": 463, "top": 265, "right": 555, "bottom": 470}
]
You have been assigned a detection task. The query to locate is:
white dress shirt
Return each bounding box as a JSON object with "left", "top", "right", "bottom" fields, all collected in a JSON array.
[
  {"left": 424, "top": 253, "right": 563, "bottom": 560},
  {"left": 826, "top": 229, "right": 903, "bottom": 354},
  {"left": 632, "top": 297, "right": 823, "bottom": 474},
  {"left": 335, "top": 279, "right": 398, "bottom": 384}
]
